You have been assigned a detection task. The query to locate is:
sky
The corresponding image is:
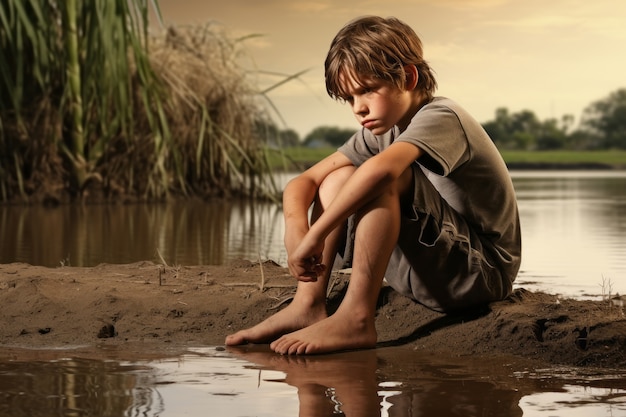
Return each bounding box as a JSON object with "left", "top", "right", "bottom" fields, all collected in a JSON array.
[{"left": 155, "top": 0, "right": 626, "bottom": 138}]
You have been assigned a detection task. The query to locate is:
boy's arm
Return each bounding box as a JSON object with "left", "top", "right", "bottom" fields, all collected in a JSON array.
[
  {"left": 282, "top": 151, "right": 354, "bottom": 278},
  {"left": 282, "top": 151, "right": 354, "bottom": 228},
  {"left": 291, "top": 141, "right": 422, "bottom": 279}
]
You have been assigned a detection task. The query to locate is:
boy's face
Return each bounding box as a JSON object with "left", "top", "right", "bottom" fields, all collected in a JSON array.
[{"left": 339, "top": 71, "right": 416, "bottom": 134}]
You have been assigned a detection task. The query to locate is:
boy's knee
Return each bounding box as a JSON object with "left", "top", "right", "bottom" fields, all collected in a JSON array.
[{"left": 319, "top": 165, "right": 356, "bottom": 201}]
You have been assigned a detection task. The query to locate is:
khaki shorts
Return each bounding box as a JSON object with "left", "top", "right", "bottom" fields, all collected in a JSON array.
[{"left": 383, "top": 164, "right": 512, "bottom": 312}]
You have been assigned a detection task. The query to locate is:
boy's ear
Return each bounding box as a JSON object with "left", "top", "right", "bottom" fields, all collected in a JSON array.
[{"left": 404, "top": 65, "right": 419, "bottom": 90}]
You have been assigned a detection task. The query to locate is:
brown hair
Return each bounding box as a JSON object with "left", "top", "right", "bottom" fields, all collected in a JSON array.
[{"left": 325, "top": 16, "right": 437, "bottom": 101}]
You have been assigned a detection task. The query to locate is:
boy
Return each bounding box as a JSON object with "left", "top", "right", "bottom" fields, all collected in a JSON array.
[{"left": 226, "top": 16, "right": 521, "bottom": 355}]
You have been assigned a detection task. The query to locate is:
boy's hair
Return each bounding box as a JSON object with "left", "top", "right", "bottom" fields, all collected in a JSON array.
[{"left": 325, "top": 16, "right": 437, "bottom": 102}]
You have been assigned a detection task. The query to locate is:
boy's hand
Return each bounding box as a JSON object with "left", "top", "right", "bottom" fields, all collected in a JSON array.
[{"left": 287, "top": 234, "right": 326, "bottom": 282}]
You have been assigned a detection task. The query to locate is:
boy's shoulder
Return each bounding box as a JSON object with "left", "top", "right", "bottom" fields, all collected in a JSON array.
[
  {"left": 417, "top": 97, "right": 482, "bottom": 130},
  {"left": 422, "top": 97, "right": 462, "bottom": 114}
]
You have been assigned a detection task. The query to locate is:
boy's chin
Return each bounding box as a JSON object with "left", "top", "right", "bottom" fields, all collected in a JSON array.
[{"left": 365, "top": 124, "right": 393, "bottom": 135}]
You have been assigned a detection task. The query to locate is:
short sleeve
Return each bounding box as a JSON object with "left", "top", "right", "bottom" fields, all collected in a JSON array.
[{"left": 396, "top": 100, "right": 470, "bottom": 176}]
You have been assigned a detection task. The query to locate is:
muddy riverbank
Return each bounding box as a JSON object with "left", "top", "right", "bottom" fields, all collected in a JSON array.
[{"left": 0, "top": 261, "right": 624, "bottom": 368}]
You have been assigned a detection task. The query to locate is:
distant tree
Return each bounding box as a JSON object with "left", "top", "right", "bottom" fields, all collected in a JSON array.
[
  {"left": 536, "top": 118, "right": 567, "bottom": 150},
  {"left": 483, "top": 108, "right": 542, "bottom": 150},
  {"left": 303, "top": 126, "right": 357, "bottom": 148},
  {"left": 279, "top": 129, "right": 300, "bottom": 147},
  {"left": 579, "top": 88, "right": 626, "bottom": 149},
  {"left": 482, "top": 107, "right": 512, "bottom": 148},
  {"left": 511, "top": 110, "right": 542, "bottom": 149},
  {"left": 565, "top": 129, "right": 595, "bottom": 150},
  {"left": 254, "top": 120, "right": 300, "bottom": 147}
]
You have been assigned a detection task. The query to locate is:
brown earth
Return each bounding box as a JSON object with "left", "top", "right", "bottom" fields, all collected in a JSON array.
[{"left": 0, "top": 260, "right": 624, "bottom": 368}]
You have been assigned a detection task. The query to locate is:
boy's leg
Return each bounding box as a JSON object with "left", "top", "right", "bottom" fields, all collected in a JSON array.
[
  {"left": 224, "top": 166, "right": 355, "bottom": 346},
  {"left": 270, "top": 168, "right": 412, "bottom": 355}
]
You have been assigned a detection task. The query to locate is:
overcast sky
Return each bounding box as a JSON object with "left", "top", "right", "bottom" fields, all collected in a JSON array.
[{"left": 156, "top": 0, "right": 626, "bottom": 138}]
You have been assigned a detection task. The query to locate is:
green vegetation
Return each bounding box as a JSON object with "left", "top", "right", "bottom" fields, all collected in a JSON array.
[
  {"left": 483, "top": 89, "right": 626, "bottom": 151},
  {"left": 271, "top": 148, "right": 626, "bottom": 171},
  {"left": 0, "top": 0, "right": 281, "bottom": 203},
  {"left": 301, "top": 126, "right": 357, "bottom": 148},
  {"left": 500, "top": 150, "right": 626, "bottom": 167},
  {"left": 282, "top": 146, "right": 336, "bottom": 165}
]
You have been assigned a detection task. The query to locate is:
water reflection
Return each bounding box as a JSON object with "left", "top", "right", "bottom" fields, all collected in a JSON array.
[
  {"left": 229, "top": 346, "right": 382, "bottom": 417},
  {"left": 1, "top": 171, "right": 626, "bottom": 298},
  {"left": 2, "top": 346, "right": 625, "bottom": 417},
  {"left": 0, "top": 356, "right": 162, "bottom": 417},
  {"left": 512, "top": 171, "right": 626, "bottom": 298},
  {"left": 0, "top": 199, "right": 286, "bottom": 267},
  {"left": 211, "top": 346, "right": 626, "bottom": 417},
  {"left": 229, "top": 345, "right": 532, "bottom": 417}
]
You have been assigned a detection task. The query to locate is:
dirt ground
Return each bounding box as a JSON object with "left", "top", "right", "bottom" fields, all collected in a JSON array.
[{"left": 0, "top": 260, "right": 624, "bottom": 368}]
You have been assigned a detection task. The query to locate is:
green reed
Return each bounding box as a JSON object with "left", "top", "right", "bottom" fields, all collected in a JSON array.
[{"left": 0, "top": 0, "right": 280, "bottom": 203}]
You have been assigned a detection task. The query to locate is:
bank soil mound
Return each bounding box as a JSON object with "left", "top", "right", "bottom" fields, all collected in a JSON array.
[{"left": 0, "top": 261, "right": 624, "bottom": 368}]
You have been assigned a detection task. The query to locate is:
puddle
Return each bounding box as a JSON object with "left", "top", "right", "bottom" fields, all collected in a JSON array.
[{"left": 0, "top": 345, "right": 624, "bottom": 416}]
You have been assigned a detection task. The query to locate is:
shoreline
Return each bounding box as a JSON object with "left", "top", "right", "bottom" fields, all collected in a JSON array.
[
  {"left": 506, "top": 162, "right": 625, "bottom": 170},
  {"left": 1, "top": 261, "right": 624, "bottom": 367}
]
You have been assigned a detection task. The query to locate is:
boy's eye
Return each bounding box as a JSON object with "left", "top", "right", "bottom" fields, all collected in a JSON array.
[{"left": 342, "top": 84, "right": 378, "bottom": 103}]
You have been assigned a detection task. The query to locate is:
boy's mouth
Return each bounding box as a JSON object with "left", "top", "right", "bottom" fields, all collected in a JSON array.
[{"left": 361, "top": 119, "right": 376, "bottom": 129}]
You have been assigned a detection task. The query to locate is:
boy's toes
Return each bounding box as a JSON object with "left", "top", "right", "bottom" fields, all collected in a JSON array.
[{"left": 225, "top": 332, "right": 247, "bottom": 346}]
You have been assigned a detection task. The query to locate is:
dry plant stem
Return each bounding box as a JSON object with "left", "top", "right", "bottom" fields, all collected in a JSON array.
[
  {"left": 221, "top": 283, "right": 294, "bottom": 289},
  {"left": 157, "top": 248, "right": 169, "bottom": 267},
  {"left": 259, "top": 253, "right": 265, "bottom": 291},
  {"left": 269, "top": 296, "right": 297, "bottom": 310}
]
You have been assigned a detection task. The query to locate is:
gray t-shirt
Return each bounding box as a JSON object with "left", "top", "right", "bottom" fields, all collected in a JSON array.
[{"left": 338, "top": 97, "right": 521, "bottom": 277}]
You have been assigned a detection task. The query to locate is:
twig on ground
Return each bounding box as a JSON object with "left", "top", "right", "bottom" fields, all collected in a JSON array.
[
  {"left": 259, "top": 253, "right": 265, "bottom": 292},
  {"left": 222, "top": 283, "right": 293, "bottom": 289},
  {"left": 269, "top": 296, "right": 295, "bottom": 310}
]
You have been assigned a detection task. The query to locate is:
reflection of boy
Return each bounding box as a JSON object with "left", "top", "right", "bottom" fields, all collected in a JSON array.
[
  {"left": 226, "top": 16, "right": 521, "bottom": 354},
  {"left": 229, "top": 346, "right": 381, "bottom": 417}
]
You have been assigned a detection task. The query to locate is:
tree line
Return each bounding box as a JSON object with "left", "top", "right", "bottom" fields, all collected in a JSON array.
[{"left": 266, "top": 88, "right": 626, "bottom": 151}]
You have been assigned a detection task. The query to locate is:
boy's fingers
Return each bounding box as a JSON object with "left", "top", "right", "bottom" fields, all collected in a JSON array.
[
  {"left": 289, "top": 259, "right": 325, "bottom": 282},
  {"left": 297, "top": 275, "right": 318, "bottom": 282}
]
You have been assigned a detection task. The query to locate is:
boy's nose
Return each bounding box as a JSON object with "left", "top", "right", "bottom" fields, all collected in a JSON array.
[{"left": 352, "top": 98, "right": 367, "bottom": 115}]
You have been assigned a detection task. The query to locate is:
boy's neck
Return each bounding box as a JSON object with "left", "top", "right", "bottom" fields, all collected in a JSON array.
[{"left": 398, "top": 91, "right": 431, "bottom": 132}]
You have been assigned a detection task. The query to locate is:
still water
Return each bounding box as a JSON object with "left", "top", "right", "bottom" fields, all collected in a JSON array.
[
  {"left": 1, "top": 345, "right": 625, "bottom": 417},
  {"left": 1, "top": 171, "right": 626, "bottom": 416},
  {"left": 1, "top": 170, "right": 625, "bottom": 299}
]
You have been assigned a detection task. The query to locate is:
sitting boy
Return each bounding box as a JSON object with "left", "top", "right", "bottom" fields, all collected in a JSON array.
[{"left": 226, "top": 15, "right": 521, "bottom": 355}]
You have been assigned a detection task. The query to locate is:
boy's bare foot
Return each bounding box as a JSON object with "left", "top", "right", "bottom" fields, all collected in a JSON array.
[
  {"left": 225, "top": 297, "right": 328, "bottom": 346},
  {"left": 269, "top": 308, "right": 377, "bottom": 355}
]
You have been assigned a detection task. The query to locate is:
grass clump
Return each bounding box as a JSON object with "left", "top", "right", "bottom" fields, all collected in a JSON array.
[
  {"left": 0, "top": 1, "right": 280, "bottom": 203},
  {"left": 145, "top": 23, "right": 279, "bottom": 200}
]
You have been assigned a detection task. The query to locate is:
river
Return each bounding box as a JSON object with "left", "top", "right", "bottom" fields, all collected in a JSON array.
[{"left": 1, "top": 170, "right": 625, "bottom": 299}]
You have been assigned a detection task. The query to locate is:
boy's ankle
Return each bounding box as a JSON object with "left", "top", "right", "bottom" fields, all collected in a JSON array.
[{"left": 293, "top": 292, "right": 327, "bottom": 310}]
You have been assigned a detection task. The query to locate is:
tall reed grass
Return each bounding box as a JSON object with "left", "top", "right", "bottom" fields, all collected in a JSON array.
[{"left": 0, "top": 0, "right": 280, "bottom": 203}]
